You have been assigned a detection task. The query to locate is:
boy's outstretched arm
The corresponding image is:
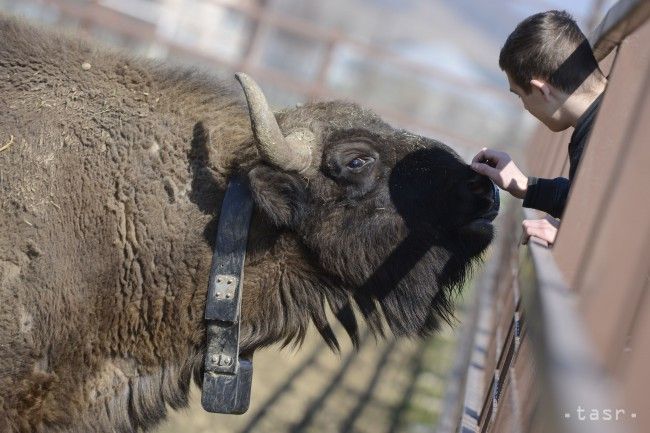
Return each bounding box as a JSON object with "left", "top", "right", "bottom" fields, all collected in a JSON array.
[{"left": 470, "top": 147, "right": 569, "bottom": 218}]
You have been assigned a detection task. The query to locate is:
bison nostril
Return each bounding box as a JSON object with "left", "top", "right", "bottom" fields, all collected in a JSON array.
[
  {"left": 466, "top": 174, "right": 493, "bottom": 197},
  {"left": 467, "top": 180, "right": 485, "bottom": 194}
]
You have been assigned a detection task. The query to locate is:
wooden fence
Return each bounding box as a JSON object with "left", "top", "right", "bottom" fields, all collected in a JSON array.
[{"left": 438, "top": 1, "right": 650, "bottom": 432}]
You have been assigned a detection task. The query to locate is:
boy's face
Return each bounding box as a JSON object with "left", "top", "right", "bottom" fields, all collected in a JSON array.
[{"left": 506, "top": 73, "right": 570, "bottom": 132}]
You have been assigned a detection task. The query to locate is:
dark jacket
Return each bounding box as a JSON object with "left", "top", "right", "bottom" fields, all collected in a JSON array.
[{"left": 522, "top": 93, "right": 603, "bottom": 218}]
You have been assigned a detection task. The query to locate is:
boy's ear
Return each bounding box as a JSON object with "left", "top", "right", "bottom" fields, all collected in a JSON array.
[
  {"left": 530, "top": 79, "right": 551, "bottom": 99},
  {"left": 247, "top": 166, "right": 307, "bottom": 228}
]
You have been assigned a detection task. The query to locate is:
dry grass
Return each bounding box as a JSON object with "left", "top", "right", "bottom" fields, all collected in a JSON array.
[{"left": 0, "top": 135, "right": 14, "bottom": 152}]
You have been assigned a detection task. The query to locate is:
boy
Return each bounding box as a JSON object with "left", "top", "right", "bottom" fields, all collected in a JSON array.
[{"left": 471, "top": 10, "right": 607, "bottom": 246}]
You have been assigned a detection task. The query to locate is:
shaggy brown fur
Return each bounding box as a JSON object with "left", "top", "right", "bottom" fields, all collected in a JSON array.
[{"left": 0, "top": 16, "right": 497, "bottom": 433}]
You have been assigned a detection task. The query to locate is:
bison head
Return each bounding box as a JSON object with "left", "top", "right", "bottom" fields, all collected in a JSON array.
[{"left": 234, "top": 74, "right": 498, "bottom": 352}]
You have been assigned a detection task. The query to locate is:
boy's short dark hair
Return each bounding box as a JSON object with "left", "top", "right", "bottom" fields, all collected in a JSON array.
[{"left": 499, "top": 10, "right": 602, "bottom": 94}]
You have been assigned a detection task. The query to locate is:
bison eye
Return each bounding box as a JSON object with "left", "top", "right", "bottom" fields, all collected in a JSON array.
[{"left": 346, "top": 157, "right": 371, "bottom": 170}]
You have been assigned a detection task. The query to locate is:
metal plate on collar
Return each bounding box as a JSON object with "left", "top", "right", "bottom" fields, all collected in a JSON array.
[
  {"left": 205, "top": 321, "right": 240, "bottom": 375},
  {"left": 205, "top": 274, "right": 240, "bottom": 322},
  {"left": 201, "top": 357, "right": 253, "bottom": 414}
]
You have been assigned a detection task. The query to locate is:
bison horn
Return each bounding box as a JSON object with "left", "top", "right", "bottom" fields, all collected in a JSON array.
[{"left": 235, "top": 73, "right": 312, "bottom": 173}]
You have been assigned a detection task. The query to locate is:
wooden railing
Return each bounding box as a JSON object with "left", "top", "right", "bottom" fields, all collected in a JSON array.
[{"left": 439, "top": 1, "right": 650, "bottom": 432}]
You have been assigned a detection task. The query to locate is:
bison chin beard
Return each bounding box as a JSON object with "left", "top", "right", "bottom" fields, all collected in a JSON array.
[{"left": 301, "top": 210, "right": 489, "bottom": 345}]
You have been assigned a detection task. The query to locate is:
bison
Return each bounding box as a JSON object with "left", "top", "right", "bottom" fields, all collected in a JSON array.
[{"left": 0, "top": 15, "right": 498, "bottom": 433}]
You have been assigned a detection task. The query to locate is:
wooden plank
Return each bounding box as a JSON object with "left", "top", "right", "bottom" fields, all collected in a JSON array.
[
  {"left": 478, "top": 379, "right": 494, "bottom": 432},
  {"left": 553, "top": 20, "right": 650, "bottom": 286},
  {"left": 616, "top": 272, "right": 650, "bottom": 433},
  {"left": 488, "top": 366, "right": 518, "bottom": 433},
  {"left": 512, "top": 328, "right": 538, "bottom": 433},
  {"left": 576, "top": 61, "right": 650, "bottom": 369}
]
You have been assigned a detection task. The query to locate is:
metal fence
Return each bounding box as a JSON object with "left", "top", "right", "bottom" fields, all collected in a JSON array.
[{"left": 439, "top": 0, "right": 650, "bottom": 432}]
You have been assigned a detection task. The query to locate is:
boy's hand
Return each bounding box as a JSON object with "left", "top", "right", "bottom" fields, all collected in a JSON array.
[
  {"left": 470, "top": 148, "right": 528, "bottom": 199},
  {"left": 521, "top": 217, "right": 559, "bottom": 247}
]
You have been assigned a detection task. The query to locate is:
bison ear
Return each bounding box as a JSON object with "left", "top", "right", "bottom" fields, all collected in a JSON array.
[{"left": 248, "top": 166, "right": 307, "bottom": 228}]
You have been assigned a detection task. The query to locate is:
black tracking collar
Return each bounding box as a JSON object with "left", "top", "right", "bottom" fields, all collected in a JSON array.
[{"left": 201, "top": 176, "right": 254, "bottom": 414}]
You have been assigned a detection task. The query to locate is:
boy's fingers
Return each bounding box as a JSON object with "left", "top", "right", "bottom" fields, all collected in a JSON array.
[
  {"left": 521, "top": 219, "right": 556, "bottom": 247},
  {"left": 521, "top": 231, "right": 549, "bottom": 247},
  {"left": 523, "top": 219, "right": 549, "bottom": 228},
  {"left": 524, "top": 224, "right": 554, "bottom": 242},
  {"left": 471, "top": 147, "right": 488, "bottom": 164},
  {"left": 470, "top": 162, "right": 498, "bottom": 179},
  {"left": 521, "top": 226, "right": 541, "bottom": 245},
  {"left": 524, "top": 226, "right": 545, "bottom": 238},
  {"left": 480, "top": 148, "right": 504, "bottom": 164}
]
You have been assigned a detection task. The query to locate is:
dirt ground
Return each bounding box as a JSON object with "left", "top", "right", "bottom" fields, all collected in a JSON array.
[{"left": 155, "top": 323, "right": 459, "bottom": 433}]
